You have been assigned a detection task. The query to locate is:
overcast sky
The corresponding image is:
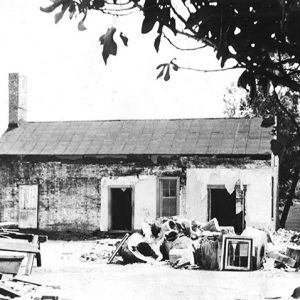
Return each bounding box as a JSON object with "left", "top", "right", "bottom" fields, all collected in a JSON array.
[{"left": 0, "top": 0, "right": 243, "bottom": 135}]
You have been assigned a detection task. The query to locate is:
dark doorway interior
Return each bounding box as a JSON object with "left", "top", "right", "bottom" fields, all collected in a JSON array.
[
  {"left": 210, "top": 189, "right": 243, "bottom": 233},
  {"left": 111, "top": 188, "right": 132, "bottom": 230}
]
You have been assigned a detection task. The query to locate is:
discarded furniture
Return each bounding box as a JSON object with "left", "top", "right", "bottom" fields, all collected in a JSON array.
[
  {"left": 0, "top": 234, "right": 44, "bottom": 275},
  {"left": 220, "top": 235, "right": 253, "bottom": 271},
  {"left": 242, "top": 227, "right": 267, "bottom": 270},
  {"left": 0, "top": 255, "right": 24, "bottom": 275},
  {"left": 194, "top": 237, "right": 220, "bottom": 270}
]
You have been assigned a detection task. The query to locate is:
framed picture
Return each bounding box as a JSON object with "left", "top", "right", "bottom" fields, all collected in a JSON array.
[{"left": 220, "top": 236, "right": 253, "bottom": 271}]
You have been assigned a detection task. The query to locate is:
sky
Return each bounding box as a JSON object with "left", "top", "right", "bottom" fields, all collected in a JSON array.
[{"left": 0, "top": 0, "right": 243, "bottom": 135}]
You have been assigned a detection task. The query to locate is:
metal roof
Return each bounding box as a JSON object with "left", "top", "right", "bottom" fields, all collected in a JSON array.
[{"left": 0, "top": 118, "right": 272, "bottom": 156}]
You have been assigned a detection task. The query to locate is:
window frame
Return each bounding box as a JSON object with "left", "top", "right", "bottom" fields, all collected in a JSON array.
[
  {"left": 157, "top": 177, "right": 180, "bottom": 218},
  {"left": 207, "top": 184, "right": 247, "bottom": 231}
]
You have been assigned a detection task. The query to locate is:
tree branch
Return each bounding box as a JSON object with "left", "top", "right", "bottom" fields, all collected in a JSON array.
[
  {"left": 171, "top": 60, "right": 242, "bottom": 72},
  {"left": 273, "top": 90, "right": 300, "bottom": 134},
  {"left": 163, "top": 33, "right": 207, "bottom": 51}
]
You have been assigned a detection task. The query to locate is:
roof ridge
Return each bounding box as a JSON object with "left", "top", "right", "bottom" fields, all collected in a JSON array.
[{"left": 24, "top": 117, "right": 261, "bottom": 124}]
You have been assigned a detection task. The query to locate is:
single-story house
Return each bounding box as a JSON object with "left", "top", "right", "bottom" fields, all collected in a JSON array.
[{"left": 0, "top": 73, "right": 279, "bottom": 233}]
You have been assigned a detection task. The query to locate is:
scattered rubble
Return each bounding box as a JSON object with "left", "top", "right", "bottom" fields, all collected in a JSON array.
[{"left": 80, "top": 239, "right": 121, "bottom": 262}]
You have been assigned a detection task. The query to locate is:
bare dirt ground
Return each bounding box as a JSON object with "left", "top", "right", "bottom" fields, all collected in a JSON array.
[{"left": 25, "top": 240, "right": 300, "bottom": 300}]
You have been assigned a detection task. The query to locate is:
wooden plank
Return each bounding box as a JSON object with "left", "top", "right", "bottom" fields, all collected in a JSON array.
[
  {"left": 12, "top": 278, "right": 42, "bottom": 286},
  {"left": 0, "top": 283, "right": 21, "bottom": 298},
  {"left": 0, "top": 240, "right": 39, "bottom": 254},
  {"left": 24, "top": 235, "right": 39, "bottom": 275},
  {"left": 107, "top": 233, "right": 130, "bottom": 264}
]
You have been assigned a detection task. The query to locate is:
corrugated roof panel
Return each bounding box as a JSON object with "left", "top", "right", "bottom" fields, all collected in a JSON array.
[
  {"left": 219, "top": 136, "right": 235, "bottom": 152},
  {"left": 245, "top": 138, "right": 260, "bottom": 154},
  {"left": 207, "top": 133, "right": 224, "bottom": 154},
  {"left": 51, "top": 141, "right": 69, "bottom": 155},
  {"left": 232, "top": 136, "right": 248, "bottom": 155},
  {"left": 0, "top": 118, "right": 271, "bottom": 156},
  {"left": 74, "top": 141, "right": 92, "bottom": 155}
]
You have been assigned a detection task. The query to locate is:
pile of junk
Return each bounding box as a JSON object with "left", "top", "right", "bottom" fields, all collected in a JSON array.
[{"left": 106, "top": 217, "right": 276, "bottom": 271}]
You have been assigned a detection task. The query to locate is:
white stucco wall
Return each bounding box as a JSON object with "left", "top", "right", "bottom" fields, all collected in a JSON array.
[
  {"left": 100, "top": 175, "right": 157, "bottom": 231},
  {"left": 186, "top": 167, "right": 275, "bottom": 231}
]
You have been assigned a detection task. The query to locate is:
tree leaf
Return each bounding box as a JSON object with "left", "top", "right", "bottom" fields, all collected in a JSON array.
[
  {"left": 271, "top": 139, "right": 284, "bottom": 156},
  {"left": 40, "top": 0, "right": 64, "bottom": 13},
  {"left": 172, "top": 64, "right": 178, "bottom": 71},
  {"left": 157, "top": 67, "right": 164, "bottom": 79},
  {"left": 120, "top": 32, "right": 128, "bottom": 46},
  {"left": 154, "top": 34, "right": 161, "bottom": 52},
  {"left": 164, "top": 65, "right": 170, "bottom": 81},
  {"left": 99, "top": 27, "right": 117, "bottom": 64},
  {"left": 92, "top": 0, "right": 105, "bottom": 9},
  {"left": 261, "top": 115, "right": 275, "bottom": 128},
  {"left": 69, "top": 2, "right": 76, "bottom": 19},
  {"left": 237, "top": 70, "right": 253, "bottom": 90},
  {"left": 156, "top": 63, "right": 167, "bottom": 70},
  {"left": 78, "top": 11, "right": 87, "bottom": 31},
  {"left": 54, "top": 1, "right": 71, "bottom": 24},
  {"left": 141, "top": 0, "right": 159, "bottom": 34},
  {"left": 142, "top": 17, "right": 157, "bottom": 34}
]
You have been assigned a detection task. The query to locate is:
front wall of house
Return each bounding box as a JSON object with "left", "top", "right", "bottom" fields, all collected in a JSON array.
[
  {"left": 0, "top": 158, "right": 184, "bottom": 232},
  {"left": 186, "top": 167, "right": 275, "bottom": 230},
  {"left": 0, "top": 157, "right": 275, "bottom": 232}
]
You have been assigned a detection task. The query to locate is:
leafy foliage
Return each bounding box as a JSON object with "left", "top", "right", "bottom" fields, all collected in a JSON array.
[
  {"left": 223, "top": 83, "right": 300, "bottom": 226},
  {"left": 40, "top": 1, "right": 300, "bottom": 93}
]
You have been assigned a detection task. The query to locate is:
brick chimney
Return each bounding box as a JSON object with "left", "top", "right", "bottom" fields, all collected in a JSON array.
[{"left": 8, "top": 73, "right": 27, "bottom": 129}]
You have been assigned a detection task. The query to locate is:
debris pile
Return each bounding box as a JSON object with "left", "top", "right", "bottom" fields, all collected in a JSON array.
[
  {"left": 0, "top": 276, "right": 60, "bottom": 300},
  {"left": 80, "top": 239, "right": 120, "bottom": 262},
  {"left": 265, "top": 228, "right": 300, "bottom": 271},
  {"left": 108, "top": 217, "right": 265, "bottom": 271}
]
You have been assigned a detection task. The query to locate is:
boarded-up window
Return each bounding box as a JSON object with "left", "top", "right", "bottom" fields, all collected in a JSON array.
[
  {"left": 19, "top": 185, "right": 38, "bottom": 228},
  {"left": 159, "top": 178, "right": 179, "bottom": 217}
]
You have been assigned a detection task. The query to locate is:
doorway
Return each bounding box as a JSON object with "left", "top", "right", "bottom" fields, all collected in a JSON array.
[
  {"left": 208, "top": 187, "right": 245, "bottom": 234},
  {"left": 110, "top": 187, "right": 133, "bottom": 231}
]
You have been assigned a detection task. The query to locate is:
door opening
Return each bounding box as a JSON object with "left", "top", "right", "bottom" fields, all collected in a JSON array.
[
  {"left": 209, "top": 187, "right": 245, "bottom": 234},
  {"left": 110, "top": 188, "right": 133, "bottom": 230}
]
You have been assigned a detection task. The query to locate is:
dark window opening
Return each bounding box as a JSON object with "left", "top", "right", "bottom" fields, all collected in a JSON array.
[
  {"left": 110, "top": 188, "right": 133, "bottom": 230},
  {"left": 209, "top": 187, "right": 245, "bottom": 234}
]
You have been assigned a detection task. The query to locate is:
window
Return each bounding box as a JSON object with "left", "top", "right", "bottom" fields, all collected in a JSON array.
[{"left": 158, "top": 178, "right": 179, "bottom": 217}]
